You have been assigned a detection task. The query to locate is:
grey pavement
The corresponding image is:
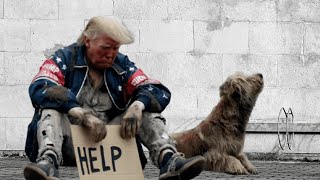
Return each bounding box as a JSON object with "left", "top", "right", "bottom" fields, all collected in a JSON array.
[{"left": 0, "top": 157, "right": 319, "bottom": 180}]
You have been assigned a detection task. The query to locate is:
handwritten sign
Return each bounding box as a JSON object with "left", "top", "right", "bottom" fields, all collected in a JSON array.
[{"left": 71, "top": 125, "right": 144, "bottom": 180}]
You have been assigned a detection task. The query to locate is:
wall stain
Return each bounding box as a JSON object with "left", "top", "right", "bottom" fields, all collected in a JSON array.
[
  {"left": 205, "top": 0, "right": 222, "bottom": 20},
  {"left": 188, "top": 49, "right": 206, "bottom": 58},
  {"left": 208, "top": 9, "right": 217, "bottom": 17},
  {"left": 223, "top": 18, "right": 233, "bottom": 28},
  {"left": 224, "top": 0, "right": 259, "bottom": 7},
  {"left": 206, "top": 21, "right": 222, "bottom": 31},
  {"left": 278, "top": 0, "right": 299, "bottom": 20},
  {"left": 206, "top": 18, "right": 233, "bottom": 32},
  {"left": 240, "top": 54, "right": 250, "bottom": 62},
  {"left": 239, "top": 54, "right": 252, "bottom": 67},
  {"left": 315, "top": 71, "right": 320, "bottom": 86},
  {"left": 305, "top": 53, "right": 320, "bottom": 66},
  {"left": 161, "top": 18, "right": 170, "bottom": 24},
  {"left": 224, "top": 0, "right": 238, "bottom": 7}
]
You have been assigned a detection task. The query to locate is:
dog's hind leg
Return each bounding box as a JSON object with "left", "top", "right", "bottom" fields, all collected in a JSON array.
[
  {"left": 203, "top": 149, "right": 225, "bottom": 172},
  {"left": 237, "top": 152, "right": 258, "bottom": 174}
]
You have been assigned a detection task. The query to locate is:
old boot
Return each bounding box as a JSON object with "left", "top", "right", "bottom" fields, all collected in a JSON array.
[
  {"left": 24, "top": 154, "right": 60, "bottom": 180},
  {"left": 159, "top": 153, "right": 205, "bottom": 180}
]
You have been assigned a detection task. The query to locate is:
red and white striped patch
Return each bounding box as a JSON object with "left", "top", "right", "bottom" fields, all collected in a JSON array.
[{"left": 32, "top": 59, "right": 65, "bottom": 85}]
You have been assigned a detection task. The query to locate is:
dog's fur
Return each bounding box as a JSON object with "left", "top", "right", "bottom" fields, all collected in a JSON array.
[{"left": 171, "top": 72, "right": 264, "bottom": 175}]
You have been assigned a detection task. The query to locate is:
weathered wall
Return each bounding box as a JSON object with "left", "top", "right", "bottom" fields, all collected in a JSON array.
[{"left": 0, "top": 0, "right": 319, "bottom": 155}]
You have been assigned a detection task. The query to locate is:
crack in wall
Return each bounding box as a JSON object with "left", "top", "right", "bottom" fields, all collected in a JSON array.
[
  {"left": 2, "top": 0, "right": 4, "bottom": 18},
  {"left": 300, "top": 22, "right": 306, "bottom": 65}
]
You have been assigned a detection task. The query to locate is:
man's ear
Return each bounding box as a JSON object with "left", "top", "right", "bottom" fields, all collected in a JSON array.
[{"left": 84, "top": 36, "right": 91, "bottom": 48}]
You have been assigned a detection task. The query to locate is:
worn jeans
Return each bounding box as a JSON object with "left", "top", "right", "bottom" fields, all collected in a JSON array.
[{"left": 36, "top": 109, "right": 177, "bottom": 168}]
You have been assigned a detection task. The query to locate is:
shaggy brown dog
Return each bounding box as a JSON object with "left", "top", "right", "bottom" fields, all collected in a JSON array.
[{"left": 171, "top": 72, "right": 264, "bottom": 175}]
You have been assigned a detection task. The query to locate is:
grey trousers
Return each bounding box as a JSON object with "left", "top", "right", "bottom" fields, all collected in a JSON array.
[{"left": 37, "top": 109, "right": 177, "bottom": 167}]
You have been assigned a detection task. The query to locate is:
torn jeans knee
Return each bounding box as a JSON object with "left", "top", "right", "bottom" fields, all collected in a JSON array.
[
  {"left": 138, "top": 113, "right": 177, "bottom": 167},
  {"left": 37, "top": 109, "right": 65, "bottom": 164}
]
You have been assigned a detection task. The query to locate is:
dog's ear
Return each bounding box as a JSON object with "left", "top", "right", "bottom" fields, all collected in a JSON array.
[
  {"left": 230, "top": 81, "right": 243, "bottom": 101},
  {"left": 219, "top": 80, "right": 229, "bottom": 97}
]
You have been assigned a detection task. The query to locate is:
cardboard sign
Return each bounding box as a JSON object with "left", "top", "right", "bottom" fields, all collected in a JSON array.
[{"left": 70, "top": 125, "right": 144, "bottom": 180}]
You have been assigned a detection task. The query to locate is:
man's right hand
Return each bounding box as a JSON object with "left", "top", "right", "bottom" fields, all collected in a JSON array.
[
  {"left": 68, "top": 107, "right": 107, "bottom": 142},
  {"left": 82, "top": 113, "right": 107, "bottom": 142}
]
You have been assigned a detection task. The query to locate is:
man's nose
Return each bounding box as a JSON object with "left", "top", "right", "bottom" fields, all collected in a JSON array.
[{"left": 105, "top": 51, "right": 114, "bottom": 58}]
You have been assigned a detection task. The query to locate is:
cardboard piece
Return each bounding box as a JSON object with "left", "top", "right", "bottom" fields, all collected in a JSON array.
[{"left": 70, "top": 125, "right": 144, "bottom": 180}]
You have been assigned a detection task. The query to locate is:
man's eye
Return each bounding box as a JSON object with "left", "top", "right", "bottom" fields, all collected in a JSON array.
[{"left": 101, "top": 46, "right": 111, "bottom": 50}]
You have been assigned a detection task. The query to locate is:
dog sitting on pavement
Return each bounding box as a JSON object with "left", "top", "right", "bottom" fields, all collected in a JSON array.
[{"left": 171, "top": 72, "right": 264, "bottom": 175}]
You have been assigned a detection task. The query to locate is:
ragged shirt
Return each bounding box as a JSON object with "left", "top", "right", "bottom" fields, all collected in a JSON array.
[{"left": 76, "top": 73, "right": 113, "bottom": 123}]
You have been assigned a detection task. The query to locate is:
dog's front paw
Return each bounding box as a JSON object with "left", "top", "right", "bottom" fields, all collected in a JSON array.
[
  {"left": 246, "top": 166, "right": 258, "bottom": 174},
  {"left": 225, "top": 164, "right": 249, "bottom": 175}
]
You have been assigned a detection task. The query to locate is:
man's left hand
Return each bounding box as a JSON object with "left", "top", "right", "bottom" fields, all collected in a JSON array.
[{"left": 121, "top": 101, "right": 145, "bottom": 139}]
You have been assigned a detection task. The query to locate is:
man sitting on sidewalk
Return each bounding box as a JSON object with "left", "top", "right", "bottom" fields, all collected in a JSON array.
[{"left": 23, "top": 16, "right": 205, "bottom": 180}]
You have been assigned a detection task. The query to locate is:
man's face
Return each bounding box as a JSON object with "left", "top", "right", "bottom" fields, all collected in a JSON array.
[{"left": 85, "top": 33, "right": 120, "bottom": 69}]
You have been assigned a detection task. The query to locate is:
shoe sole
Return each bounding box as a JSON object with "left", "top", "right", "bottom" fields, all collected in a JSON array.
[
  {"left": 24, "top": 164, "right": 60, "bottom": 180},
  {"left": 159, "top": 156, "right": 205, "bottom": 180}
]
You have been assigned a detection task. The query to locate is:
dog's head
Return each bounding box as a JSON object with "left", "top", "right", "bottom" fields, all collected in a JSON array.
[{"left": 219, "top": 72, "right": 264, "bottom": 108}]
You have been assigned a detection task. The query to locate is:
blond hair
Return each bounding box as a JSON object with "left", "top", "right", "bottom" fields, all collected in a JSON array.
[{"left": 77, "top": 16, "right": 134, "bottom": 45}]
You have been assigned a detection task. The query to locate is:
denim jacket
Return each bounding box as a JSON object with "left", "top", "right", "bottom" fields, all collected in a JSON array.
[{"left": 25, "top": 43, "right": 171, "bottom": 162}]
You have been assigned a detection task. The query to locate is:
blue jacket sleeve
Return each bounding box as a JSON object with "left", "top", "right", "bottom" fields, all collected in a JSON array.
[
  {"left": 122, "top": 56, "right": 171, "bottom": 112},
  {"left": 29, "top": 55, "right": 80, "bottom": 113}
]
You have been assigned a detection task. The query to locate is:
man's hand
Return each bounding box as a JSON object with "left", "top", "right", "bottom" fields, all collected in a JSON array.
[
  {"left": 121, "top": 101, "right": 145, "bottom": 139},
  {"left": 82, "top": 113, "right": 107, "bottom": 142},
  {"left": 68, "top": 107, "right": 107, "bottom": 142},
  {"left": 68, "top": 107, "right": 86, "bottom": 120}
]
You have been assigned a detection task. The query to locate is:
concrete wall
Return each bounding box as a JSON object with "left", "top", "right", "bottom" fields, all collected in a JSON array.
[{"left": 0, "top": 0, "right": 319, "bottom": 155}]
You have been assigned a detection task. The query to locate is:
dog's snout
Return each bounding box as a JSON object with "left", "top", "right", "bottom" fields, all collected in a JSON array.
[{"left": 257, "top": 73, "right": 263, "bottom": 79}]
